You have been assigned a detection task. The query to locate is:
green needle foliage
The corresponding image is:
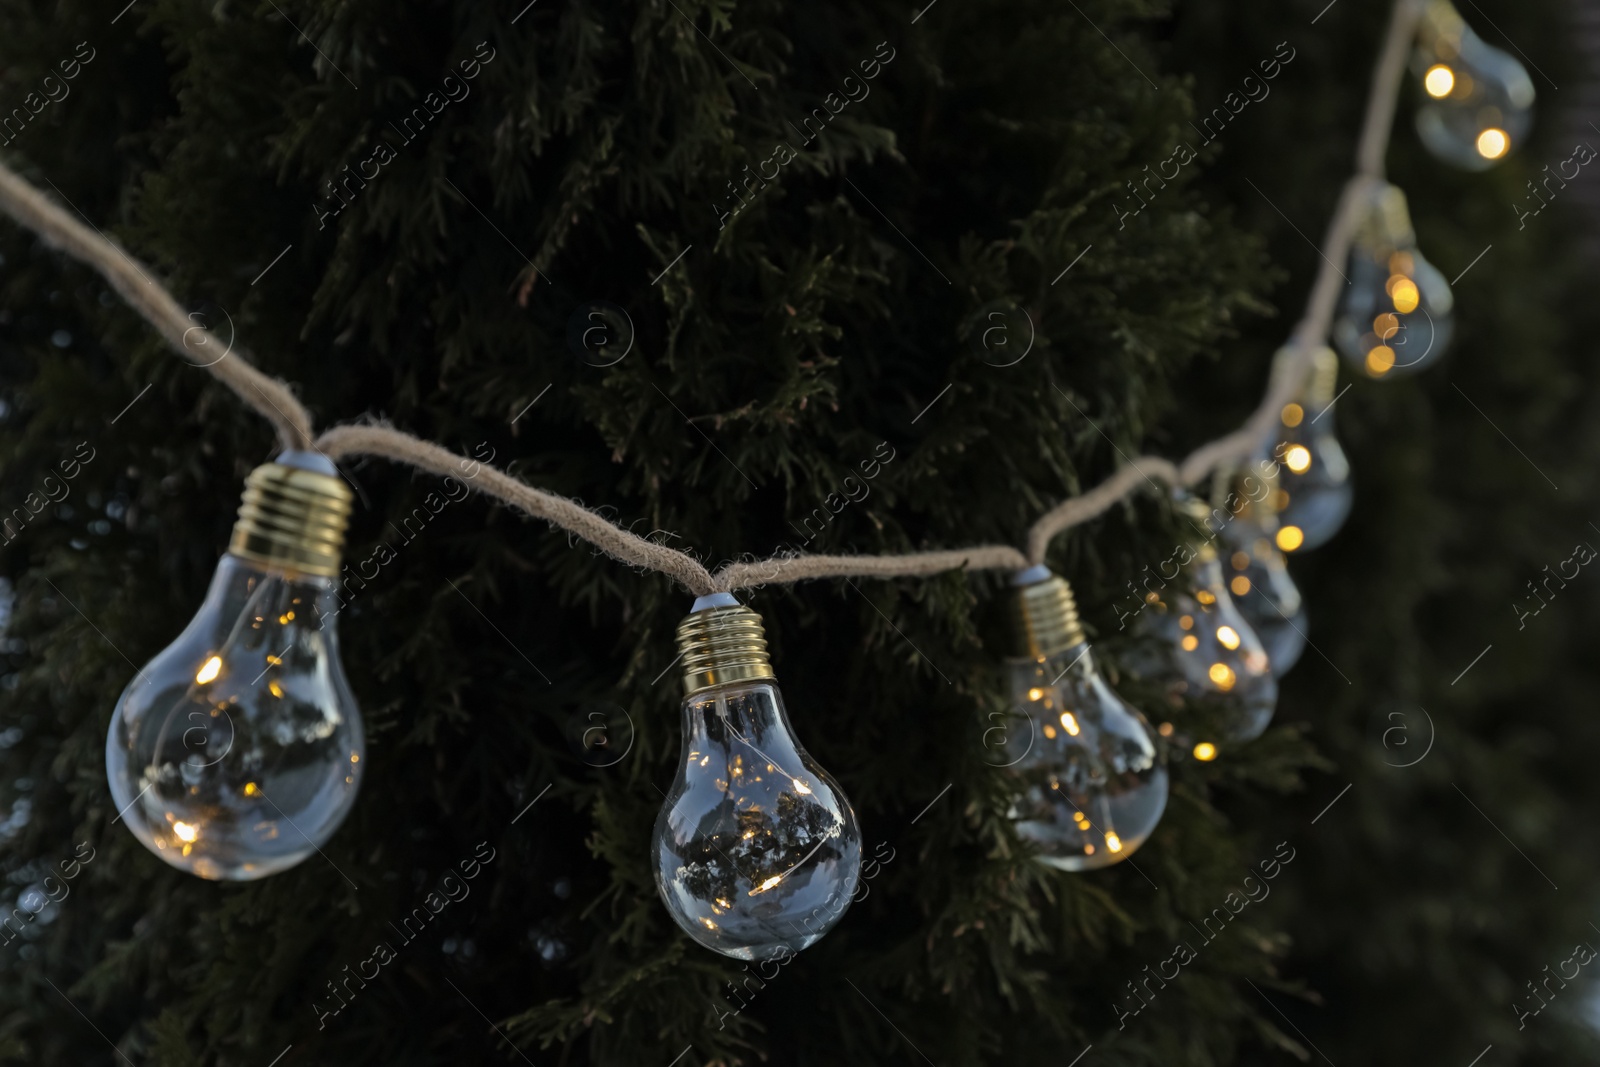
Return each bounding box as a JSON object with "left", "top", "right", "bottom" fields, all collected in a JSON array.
[{"left": 0, "top": 0, "right": 1595, "bottom": 1064}]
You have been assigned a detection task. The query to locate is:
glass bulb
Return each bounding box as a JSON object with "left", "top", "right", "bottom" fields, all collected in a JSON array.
[
  {"left": 653, "top": 597, "right": 861, "bottom": 960},
  {"left": 106, "top": 457, "right": 363, "bottom": 880},
  {"left": 1266, "top": 346, "right": 1352, "bottom": 551},
  {"left": 1332, "top": 182, "right": 1453, "bottom": 378},
  {"left": 1219, "top": 521, "right": 1306, "bottom": 676},
  {"left": 1412, "top": 0, "right": 1535, "bottom": 170},
  {"left": 998, "top": 570, "right": 1166, "bottom": 871},
  {"left": 1138, "top": 505, "right": 1277, "bottom": 742}
]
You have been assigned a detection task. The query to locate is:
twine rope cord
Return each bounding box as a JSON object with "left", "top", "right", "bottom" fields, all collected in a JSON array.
[{"left": 0, "top": 0, "right": 1427, "bottom": 595}]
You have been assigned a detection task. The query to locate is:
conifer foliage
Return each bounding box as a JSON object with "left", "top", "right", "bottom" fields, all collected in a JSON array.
[{"left": 1, "top": 0, "right": 1597, "bottom": 1064}]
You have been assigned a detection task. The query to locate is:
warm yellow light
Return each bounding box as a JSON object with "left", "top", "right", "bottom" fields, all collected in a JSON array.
[
  {"left": 1196, "top": 590, "right": 1216, "bottom": 606},
  {"left": 1208, "top": 662, "right": 1237, "bottom": 690},
  {"left": 701, "top": 917, "right": 719, "bottom": 929},
  {"left": 1083, "top": 843, "right": 1096, "bottom": 855},
  {"left": 1104, "top": 832, "right": 1123, "bottom": 853},
  {"left": 350, "top": 753, "right": 359, "bottom": 763},
  {"left": 1059, "top": 711, "right": 1080, "bottom": 736},
  {"left": 1230, "top": 575, "right": 1252, "bottom": 597},
  {"left": 1181, "top": 635, "right": 1200, "bottom": 652},
  {"left": 1193, "top": 742, "right": 1219, "bottom": 761},
  {"left": 1366, "top": 345, "right": 1396, "bottom": 376},
  {"left": 1178, "top": 614, "right": 1194, "bottom": 630},
  {"left": 751, "top": 875, "right": 784, "bottom": 895},
  {"left": 195, "top": 656, "right": 223, "bottom": 685},
  {"left": 1388, "top": 251, "right": 1415, "bottom": 276},
  {"left": 1280, "top": 402, "right": 1304, "bottom": 428},
  {"left": 172, "top": 821, "right": 199, "bottom": 843},
  {"left": 791, "top": 778, "right": 812, "bottom": 795},
  {"left": 267, "top": 680, "right": 284, "bottom": 698},
  {"left": 278, "top": 611, "right": 295, "bottom": 624},
  {"left": 243, "top": 782, "right": 259, "bottom": 796},
  {"left": 1216, "top": 625, "right": 1241, "bottom": 650},
  {"left": 1027, "top": 687, "right": 1046, "bottom": 701},
  {"left": 1276, "top": 525, "right": 1305, "bottom": 552},
  {"left": 1424, "top": 64, "right": 1455, "bottom": 97},
  {"left": 1284, "top": 445, "right": 1312, "bottom": 474},
  {"left": 1476, "top": 127, "right": 1509, "bottom": 159},
  {"left": 1042, "top": 723, "right": 1058, "bottom": 739},
  {"left": 1389, "top": 277, "right": 1420, "bottom": 314},
  {"left": 1373, "top": 312, "right": 1400, "bottom": 340}
]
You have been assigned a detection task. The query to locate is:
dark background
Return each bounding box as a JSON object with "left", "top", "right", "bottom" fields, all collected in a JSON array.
[{"left": 1, "top": 0, "right": 1598, "bottom": 1063}]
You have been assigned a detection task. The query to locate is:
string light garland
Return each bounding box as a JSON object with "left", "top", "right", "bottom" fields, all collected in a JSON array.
[{"left": 0, "top": 0, "right": 1533, "bottom": 959}]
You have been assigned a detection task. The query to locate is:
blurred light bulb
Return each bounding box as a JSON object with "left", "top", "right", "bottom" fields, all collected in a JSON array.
[
  {"left": 1263, "top": 345, "right": 1353, "bottom": 551},
  {"left": 654, "top": 595, "right": 861, "bottom": 960},
  {"left": 997, "top": 568, "right": 1166, "bottom": 871},
  {"left": 1216, "top": 472, "right": 1308, "bottom": 676},
  {"left": 106, "top": 454, "right": 364, "bottom": 880},
  {"left": 1412, "top": 0, "right": 1535, "bottom": 170},
  {"left": 1138, "top": 500, "right": 1278, "bottom": 742},
  {"left": 1333, "top": 183, "right": 1453, "bottom": 377}
]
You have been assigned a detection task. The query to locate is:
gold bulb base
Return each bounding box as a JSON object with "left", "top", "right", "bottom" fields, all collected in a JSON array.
[
  {"left": 1013, "top": 572, "right": 1086, "bottom": 660},
  {"left": 1355, "top": 182, "right": 1416, "bottom": 250},
  {"left": 676, "top": 603, "right": 776, "bottom": 697},
  {"left": 228, "top": 462, "right": 353, "bottom": 579}
]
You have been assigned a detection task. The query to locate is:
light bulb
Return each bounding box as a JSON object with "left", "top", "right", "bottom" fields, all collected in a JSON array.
[
  {"left": 1138, "top": 499, "right": 1277, "bottom": 742},
  {"left": 996, "top": 569, "right": 1166, "bottom": 871},
  {"left": 1264, "top": 345, "right": 1353, "bottom": 551},
  {"left": 1217, "top": 481, "right": 1307, "bottom": 676},
  {"left": 653, "top": 594, "right": 861, "bottom": 960},
  {"left": 1412, "top": 0, "right": 1535, "bottom": 170},
  {"left": 1332, "top": 182, "right": 1454, "bottom": 378},
  {"left": 106, "top": 454, "right": 364, "bottom": 880}
]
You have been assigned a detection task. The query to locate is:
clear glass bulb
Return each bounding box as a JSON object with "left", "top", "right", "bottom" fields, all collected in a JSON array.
[
  {"left": 1139, "top": 536, "right": 1276, "bottom": 743},
  {"left": 654, "top": 598, "right": 861, "bottom": 960},
  {"left": 105, "top": 457, "right": 363, "bottom": 880},
  {"left": 1413, "top": 0, "right": 1535, "bottom": 170},
  {"left": 998, "top": 646, "right": 1166, "bottom": 870},
  {"left": 1266, "top": 346, "right": 1353, "bottom": 552},
  {"left": 1219, "top": 520, "right": 1306, "bottom": 676},
  {"left": 1332, "top": 182, "right": 1453, "bottom": 379}
]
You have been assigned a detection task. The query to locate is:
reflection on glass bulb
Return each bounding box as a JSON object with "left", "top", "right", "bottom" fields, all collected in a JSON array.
[
  {"left": 106, "top": 458, "right": 363, "bottom": 880},
  {"left": 1333, "top": 183, "right": 1453, "bottom": 378},
  {"left": 1413, "top": 0, "right": 1535, "bottom": 170},
  {"left": 997, "top": 570, "right": 1166, "bottom": 871},
  {"left": 653, "top": 596, "right": 861, "bottom": 960},
  {"left": 1138, "top": 502, "right": 1277, "bottom": 742},
  {"left": 1264, "top": 346, "right": 1353, "bottom": 551}
]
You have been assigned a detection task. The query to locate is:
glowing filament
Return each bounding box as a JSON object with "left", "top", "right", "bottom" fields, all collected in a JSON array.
[
  {"left": 1284, "top": 445, "right": 1312, "bottom": 474},
  {"left": 751, "top": 875, "right": 785, "bottom": 895},
  {"left": 1424, "top": 64, "right": 1455, "bottom": 97},
  {"left": 1389, "top": 277, "right": 1420, "bottom": 314},
  {"left": 1215, "top": 625, "right": 1241, "bottom": 651},
  {"left": 1208, "top": 662, "right": 1237, "bottom": 690},
  {"left": 195, "top": 656, "right": 223, "bottom": 685},
  {"left": 1104, "top": 832, "right": 1123, "bottom": 853},
  {"left": 791, "top": 778, "right": 813, "bottom": 795},
  {"left": 1276, "top": 526, "right": 1305, "bottom": 552},
  {"left": 1193, "top": 742, "right": 1219, "bottom": 761},
  {"left": 172, "top": 821, "right": 199, "bottom": 843},
  {"left": 1059, "top": 711, "right": 1080, "bottom": 736},
  {"left": 1027, "top": 687, "right": 1046, "bottom": 701},
  {"left": 1476, "top": 127, "right": 1509, "bottom": 160}
]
